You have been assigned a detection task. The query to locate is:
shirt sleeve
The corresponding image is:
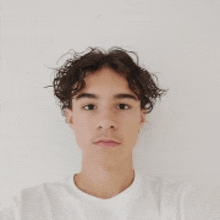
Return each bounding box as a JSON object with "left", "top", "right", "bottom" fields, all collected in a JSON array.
[
  {"left": 0, "top": 195, "right": 20, "bottom": 220},
  {"left": 183, "top": 182, "right": 220, "bottom": 220},
  {"left": 0, "top": 206, "right": 16, "bottom": 220}
]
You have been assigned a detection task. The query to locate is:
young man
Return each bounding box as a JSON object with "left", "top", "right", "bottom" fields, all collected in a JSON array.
[{"left": 1, "top": 47, "right": 219, "bottom": 219}]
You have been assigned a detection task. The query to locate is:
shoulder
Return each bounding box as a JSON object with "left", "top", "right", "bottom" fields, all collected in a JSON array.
[
  {"left": 139, "top": 172, "right": 192, "bottom": 198},
  {"left": 14, "top": 175, "right": 72, "bottom": 203},
  {"left": 0, "top": 176, "right": 73, "bottom": 220},
  {"left": 183, "top": 182, "right": 220, "bottom": 220},
  {"left": 137, "top": 172, "right": 193, "bottom": 218},
  {"left": 139, "top": 172, "right": 220, "bottom": 219}
]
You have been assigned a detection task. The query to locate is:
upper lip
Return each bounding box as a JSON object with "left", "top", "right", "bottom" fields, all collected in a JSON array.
[{"left": 94, "top": 139, "right": 120, "bottom": 144}]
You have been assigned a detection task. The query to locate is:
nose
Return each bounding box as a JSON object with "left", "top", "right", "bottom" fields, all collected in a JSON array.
[{"left": 96, "top": 108, "right": 118, "bottom": 131}]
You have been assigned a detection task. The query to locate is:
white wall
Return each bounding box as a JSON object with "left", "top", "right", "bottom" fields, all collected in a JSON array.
[{"left": 1, "top": 0, "right": 220, "bottom": 210}]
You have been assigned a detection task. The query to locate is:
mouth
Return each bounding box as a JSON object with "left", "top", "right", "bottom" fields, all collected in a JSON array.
[{"left": 94, "top": 141, "right": 120, "bottom": 147}]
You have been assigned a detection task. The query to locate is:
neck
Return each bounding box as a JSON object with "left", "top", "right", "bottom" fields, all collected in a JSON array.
[{"left": 74, "top": 155, "right": 135, "bottom": 199}]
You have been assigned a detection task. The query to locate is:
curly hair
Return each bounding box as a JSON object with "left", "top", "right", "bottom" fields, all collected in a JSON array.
[{"left": 44, "top": 46, "right": 168, "bottom": 123}]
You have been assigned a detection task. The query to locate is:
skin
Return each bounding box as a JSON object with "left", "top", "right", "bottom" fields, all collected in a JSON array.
[{"left": 66, "top": 66, "right": 146, "bottom": 199}]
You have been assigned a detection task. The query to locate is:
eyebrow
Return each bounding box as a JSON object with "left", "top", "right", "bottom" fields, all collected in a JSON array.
[{"left": 74, "top": 93, "right": 138, "bottom": 101}]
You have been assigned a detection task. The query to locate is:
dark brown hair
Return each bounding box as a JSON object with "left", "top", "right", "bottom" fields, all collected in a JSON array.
[{"left": 44, "top": 46, "right": 168, "bottom": 123}]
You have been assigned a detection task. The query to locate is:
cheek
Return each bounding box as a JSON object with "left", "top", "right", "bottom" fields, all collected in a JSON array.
[
  {"left": 122, "top": 117, "right": 140, "bottom": 137},
  {"left": 74, "top": 116, "right": 93, "bottom": 139},
  {"left": 124, "top": 124, "right": 139, "bottom": 138},
  {"left": 74, "top": 125, "right": 92, "bottom": 150},
  {"left": 124, "top": 114, "right": 140, "bottom": 127}
]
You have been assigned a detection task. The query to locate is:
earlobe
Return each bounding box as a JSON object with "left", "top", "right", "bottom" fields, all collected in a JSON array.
[
  {"left": 140, "top": 112, "right": 146, "bottom": 129},
  {"left": 66, "top": 108, "right": 70, "bottom": 123},
  {"left": 141, "top": 110, "right": 146, "bottom": 122},
  {"left": 66, "top": 108, "right": 74, "bottom": 129}
]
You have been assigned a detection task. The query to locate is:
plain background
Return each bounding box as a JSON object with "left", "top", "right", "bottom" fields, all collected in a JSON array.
[{"left": 1, "top": 0, "right": 220, "bottom": 210}]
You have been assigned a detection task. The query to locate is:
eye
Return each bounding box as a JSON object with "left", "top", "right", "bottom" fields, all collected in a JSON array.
[
  {"left": 82, "top": 104, "right": 96, "bottom": 111},
  {"left": 82, "top": 104, "right": 131, "bottom": 111},
  {"left": 117, "top": 104, "right": 130, "bottom": 110}
]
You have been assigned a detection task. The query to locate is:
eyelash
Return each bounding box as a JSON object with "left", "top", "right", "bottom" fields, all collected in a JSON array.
[{"left": 82, "top": 104, "right": 131, "bottom": 111}]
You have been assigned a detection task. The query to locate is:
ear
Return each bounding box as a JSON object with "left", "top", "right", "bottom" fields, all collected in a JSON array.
[
  {"left": 66, "top": 107, "right": 75, "bottom": 130},
  {"left": 139, "top": 110, "right": 146, "bottom": 130}
]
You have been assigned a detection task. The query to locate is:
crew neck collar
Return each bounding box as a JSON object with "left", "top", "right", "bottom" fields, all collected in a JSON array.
[{"left": 68, "top": 169, "right": 142, "bottom": 208}]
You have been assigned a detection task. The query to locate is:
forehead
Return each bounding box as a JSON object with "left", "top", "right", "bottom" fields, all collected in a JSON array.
[{"left": 73, "top": 67, "right": 139, "bottom": 101}]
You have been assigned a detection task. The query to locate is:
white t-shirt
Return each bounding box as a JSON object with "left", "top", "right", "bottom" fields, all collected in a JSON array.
[{"left": 1, "top": 170, "right": 219, "bottom": 220}]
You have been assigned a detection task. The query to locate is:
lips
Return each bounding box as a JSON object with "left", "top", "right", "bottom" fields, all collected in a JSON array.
[
  {"left": 94, "top": 141, "right": 120, "bottom": 147},
  {"left": 94, "top": 139, "right": 120, "bottom": 144}
]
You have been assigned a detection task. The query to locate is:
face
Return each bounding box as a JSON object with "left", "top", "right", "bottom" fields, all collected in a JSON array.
[{"left": 66, "top": 67, "right": 146, "bottom": 164}]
